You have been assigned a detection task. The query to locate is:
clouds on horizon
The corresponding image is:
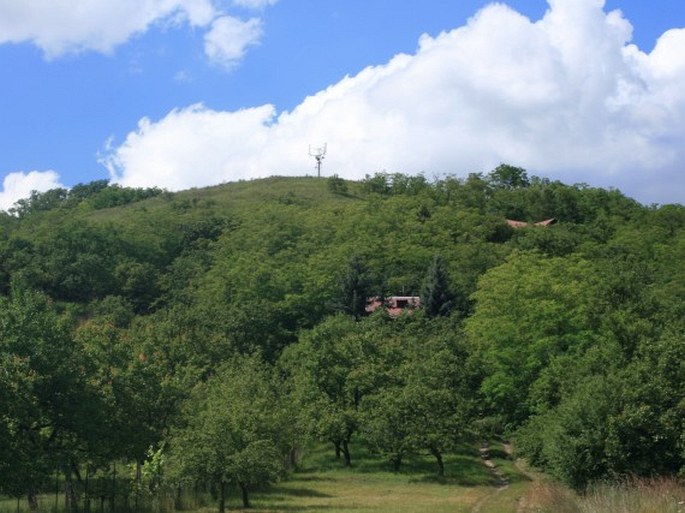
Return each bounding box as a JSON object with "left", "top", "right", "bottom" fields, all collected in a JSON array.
[
  {"left": 2, "top": 0, "right": 684, "bottom": 208},
  {"left": 0, "top": 171, "right": 64, "bottom": 212},
  {"left": 98, "top": 0, "right": 685, "bottom": 205},
  {"left": 105, "top": 0, "right": 685, "bottom": 202}
]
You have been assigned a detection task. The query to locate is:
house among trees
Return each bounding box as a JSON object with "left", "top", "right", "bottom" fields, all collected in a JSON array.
[
  {"left": 506, "top": 217, "right": 558, "bottom": 229},
  {"left": 366, "top": 296, "right": 421, "bottom": 317}
]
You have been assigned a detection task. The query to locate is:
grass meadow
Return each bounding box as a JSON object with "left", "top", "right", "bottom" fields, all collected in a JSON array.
[{"left": 2, "top": 442, "right": 683, "bottom": 513}]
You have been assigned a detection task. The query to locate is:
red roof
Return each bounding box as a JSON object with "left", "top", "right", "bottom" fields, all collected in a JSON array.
[
  {"left": 506, "top": 219, "right": 529, "bottom": 228},
  {"left": 506, "top": 218, "right": 557, "bottom": 228},
  {"left": 366, "top": 296, "right": 421, "bottom": 317}
]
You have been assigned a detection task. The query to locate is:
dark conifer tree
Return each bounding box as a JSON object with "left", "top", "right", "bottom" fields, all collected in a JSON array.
[
  {"left": 336, "top": 254, "right": 371, "bottom": 319},
  {"left": 421, "top": 255, "right": 456, "bottom": 318}
]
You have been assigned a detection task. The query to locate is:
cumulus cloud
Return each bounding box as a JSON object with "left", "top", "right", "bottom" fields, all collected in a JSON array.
[
  {"left": 0, "top": 0, "right": 216, "bottom": 58},
  {"left": 204, "top": 16, "right": 263, "bottom": 69},
  {"left": 0, "top": 0, "right": 275, "bottom": 66},
  {"left": 102, "top": 104, "right": 277, "bottom": 190},
  {"left": 232, "top": 0, "right": 278, "bottom": 8},
  {"left": 0, "top": 171, "right": 64, "bottom": 212},
  {"left": 105, "top": 0, "right": 685, "bottom": 204}
]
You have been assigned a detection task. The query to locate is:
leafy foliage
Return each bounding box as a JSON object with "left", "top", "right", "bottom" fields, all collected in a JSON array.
[{"left": 0, "top": 172, "right": 683, "bottom": 507}]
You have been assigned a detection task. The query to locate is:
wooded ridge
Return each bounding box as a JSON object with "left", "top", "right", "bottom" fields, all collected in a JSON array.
[{"left": 1, "top": 166, "right": 683, "bottom": 511}]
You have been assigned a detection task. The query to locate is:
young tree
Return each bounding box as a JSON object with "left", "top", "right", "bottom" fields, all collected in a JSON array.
[
  {"left": 281, "top": 315, "right": 379, "bottom": 466},
  {"left": 170, "top": 354, "right": 285, "bottom": 511}
]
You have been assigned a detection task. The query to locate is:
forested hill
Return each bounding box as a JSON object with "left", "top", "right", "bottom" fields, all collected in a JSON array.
[{"left": 1, "top": 167, "right": 684, "bottom": 506}]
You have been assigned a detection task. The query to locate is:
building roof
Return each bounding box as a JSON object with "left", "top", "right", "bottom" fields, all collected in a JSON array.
[
  {"left": 506, "top": 217, "right": 557, "bottom": 228},
  {"left": 366, "top": 296, "right": 421, "bottom": 317}
]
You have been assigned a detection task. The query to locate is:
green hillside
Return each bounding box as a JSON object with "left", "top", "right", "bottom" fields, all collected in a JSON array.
[{"left": 1, "top": 168, "right": 683, "bottom": 512}]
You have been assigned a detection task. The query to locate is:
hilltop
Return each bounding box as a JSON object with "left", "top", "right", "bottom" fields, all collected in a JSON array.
[{"left": 1, "top": 167, "right": 683, "bottom": 512}]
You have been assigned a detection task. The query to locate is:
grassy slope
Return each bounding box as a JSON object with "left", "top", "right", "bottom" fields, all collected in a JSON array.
[
  {"left": 0, "top": 442, "right": 525, "bottom": 513},
  {"left": 245, "top": 443, "right": 508, "bottom": 513}
]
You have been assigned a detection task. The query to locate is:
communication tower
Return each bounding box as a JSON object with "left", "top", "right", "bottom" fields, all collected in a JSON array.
[{"left": 308, "top": 143, "right": 327, "bottom": 177}]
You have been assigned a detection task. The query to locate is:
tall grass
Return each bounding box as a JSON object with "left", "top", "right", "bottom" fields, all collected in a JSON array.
[{"left": 521, "top": 477, "right": 685, "bottom": 513}]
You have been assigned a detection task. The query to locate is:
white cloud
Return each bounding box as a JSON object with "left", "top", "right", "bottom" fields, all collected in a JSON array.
[
  {"left": 0, "top": 0, "right": 217, "bottom": 58},
  {"left": 232, "top": 0, "right": 278, "bottom": 8},
  {"left": 105, "top": 0, "right": 685, "bottom": 204},
  {"left": 0, "top": 171, "right": 64, "bottom": 212},
  {"left": 204, "top": 16, "right": 263, "bottom": 69},
  {"left": 102, "top": 104, "right": 276, "bottom": 189},
  {"left": 0, "top": 0, "right": 276, "bottom": 66}
]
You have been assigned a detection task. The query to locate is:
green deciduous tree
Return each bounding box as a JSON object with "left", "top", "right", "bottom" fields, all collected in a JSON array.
[
  {"left": 0, "top": 290, "right": 102, "bottom": 511},
  {"left": 466, "top": 252, "right": 596, "bottom": 426},
  {"left": 170, "top": 354, "right": 286, "bottom": 511},
  {"left": 487, "top": 164, "right": 530, "bottom": 190},
  {"left": 281, "top": 315, "right": 379, "bottom": 466},
  {"left": 359, "top": 316, "right": 477, "bottom": 476}
]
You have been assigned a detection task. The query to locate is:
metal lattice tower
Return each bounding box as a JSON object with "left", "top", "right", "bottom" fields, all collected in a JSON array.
[{"left": 308, "top": 143, "right": 327, "bottom": 177}]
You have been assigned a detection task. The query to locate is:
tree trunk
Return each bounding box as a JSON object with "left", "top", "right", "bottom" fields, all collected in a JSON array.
[
  {"left": 333, "top": 440, "right": 341, "bottom": 460},
  {"left": 54, "top": 472, "right": 60, "bottom": 513},
  {"left": 239, "top": 482, "right": 250, "bottom": 509},
  {"left": 70, "top": 462, "right": 83, "bottom": 513},
  {"left": 64, "top": 466, "right": 80, "bottom": 513},
  {"left": 68, "top": 481, "right": 79, "bottom": 513},
  {"left": 134, "top": 460, "right": 142, "bottom": 509},
  {"left": 285, "top": 446, "right": 298, "bottom": 471},
  {"left": 27, "top": 489, "right": 39, "bottom": 512},
  {"left": 110, "top": 462, "right": 116, "bottom": 513},
  {"left": 84, "top": 467, "right": 90, "bottom": 513},
  {"left": 430, "top": 447, "right": 445, "bottom": 478},
  {"left": 390, "top": 453, "right": 403, "bottom": 472},
  {"left": 341, "top": 440, "right": 351, "bottom": 467},
  {"left": 175, "top": 484, "right": 183, "bottom": 509},
  {"left": 218, "top": 481, "right": 226, "bottom": 513}
]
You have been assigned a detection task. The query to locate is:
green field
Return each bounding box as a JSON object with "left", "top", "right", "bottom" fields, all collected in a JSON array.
[
  {"left": 1, "top": 442, "right": 530, "bottom": 513},
  {"left": 3, "top": 442, "right": 684, "bottom": 513},
  {"left": 246, "top": 444, "right": 500, "bottom": 513}
]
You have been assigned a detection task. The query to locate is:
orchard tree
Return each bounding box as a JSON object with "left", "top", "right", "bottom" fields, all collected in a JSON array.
[
  {"left": 281, "top": 315, "right": 380, "bottom": 466},
  {"left": 170, "top": 354, "right": 286, "bottom": 511},
  {"left": 359, "top": 316, "right": 477, "bottom": 476},
  {"left": 0, "top": 290, "right": 102, "bottom": 511},
  {"left": 360, "top": 386, "right": 414, "bottom": 471},
  {"left": 401, "top": 322, "right": 475, "bottom": 477}
]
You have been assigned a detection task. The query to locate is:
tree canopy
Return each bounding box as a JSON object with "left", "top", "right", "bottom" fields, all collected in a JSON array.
[{"left": 0, "top": 171, "right": 683, "bottom": 508}]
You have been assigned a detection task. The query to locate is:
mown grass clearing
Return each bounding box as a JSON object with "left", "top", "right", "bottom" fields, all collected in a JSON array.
[
  {"left": 5, "top": 443, "right": 682, "bottom": 513},
  {"left": 0, "top": 442, "right": 518, "bottom": 513},
  {"left": 243, "top": 443, "right": 501, "bottom": 513},
  {"left": 1, "top": 442, "right": 529, "bottom": 513}
]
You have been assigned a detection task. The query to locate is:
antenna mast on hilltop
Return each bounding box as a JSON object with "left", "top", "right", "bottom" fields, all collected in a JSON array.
[{"left": 309, "top": 143, "right": 327, "bottom": 177}]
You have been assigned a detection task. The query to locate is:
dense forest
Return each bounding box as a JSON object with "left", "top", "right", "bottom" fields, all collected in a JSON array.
[{"left": 1, "top": 167, "right": 683, "bottom": 511}]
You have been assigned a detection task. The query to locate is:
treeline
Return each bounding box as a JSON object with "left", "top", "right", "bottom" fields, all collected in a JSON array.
[{"left": 0, "top": 167, "right": 683, "bottom": 511}]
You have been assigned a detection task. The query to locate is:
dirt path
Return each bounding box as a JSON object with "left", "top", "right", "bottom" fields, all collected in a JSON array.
[
  {"left": 470, "top": 443, "right": 511, "bottom": 513},
  {"left": 470, "top": 441, "right": 542, "bottom": 513}
]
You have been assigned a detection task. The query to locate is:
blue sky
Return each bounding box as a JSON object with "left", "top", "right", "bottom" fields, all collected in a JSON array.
[{"left": 1, "top": 0, "right": 684, "bottom": 210}]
